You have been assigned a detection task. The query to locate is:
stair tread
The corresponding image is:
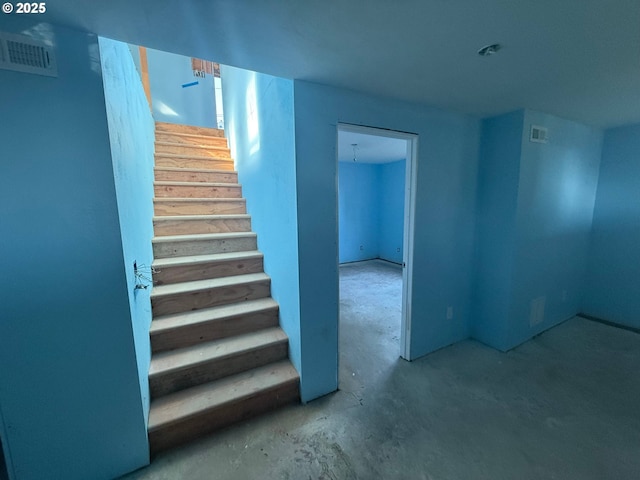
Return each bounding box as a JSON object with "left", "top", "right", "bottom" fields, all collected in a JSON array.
[
  {"left": 156, "top": 122, "right": 224, "bottom": 133},
  {"left": 155, "top": 131, "right": 227, "bottom": 140},
  {"left": 151, "top": 297, "right": 278, "bottom": 333},
  {"left": 155, "top": 167, "right": 234, "bottom": 174},
  {"left": 154, "top": 181, "right": 241, "bottom": 187},
  {"left": 152, "top": 250, "right": 262, "bottom": 268},
  {"left": 153, "top": 214, "right": 250, "bottom": 221},
  {"left": 153, "top": 232, "right": 256, "bottom": 243},
  {"left": 149, "top": 326, "right": 287, "bottom": 377},
  {"left": 156, "top": 152, "right": 233, "bottom": 161},
  {"left": 154, "top": 197, "right": 245, "bottom": 203},
  {"left": 156, "top": 141, "right": 229, "bottom": 150},
  {"left": 148, "top": 360, "right": 298, "bottom": 431},
  {"left": 151, "top": 272, "right": 270, "bottom": 297}
]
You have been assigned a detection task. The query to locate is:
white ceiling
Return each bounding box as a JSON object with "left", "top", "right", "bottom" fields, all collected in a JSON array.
[
  {"left": 338, "top": 131, "right": 406, "bottom": 164},
  {"left": 45, "top": 0, "right": 640, "bottom": 128}
]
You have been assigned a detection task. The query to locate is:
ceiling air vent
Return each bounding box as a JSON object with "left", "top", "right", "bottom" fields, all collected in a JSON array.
[
  {"left": 530, "top": 125, "right": 548, "bottom": 144},
  {"left": 0, "top": 31, "right": 57, "bottom": 77}
]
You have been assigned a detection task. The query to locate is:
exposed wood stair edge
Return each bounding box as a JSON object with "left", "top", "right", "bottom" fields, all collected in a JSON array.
[
  {"left": 149, "top": 327, "right": 287, "bottom": 378},
  {"left": 148, "top": 361, "right": 299, "bottom": 432},
  {"left": 151, "top": 297, "right": 278, "bottom": 334}
]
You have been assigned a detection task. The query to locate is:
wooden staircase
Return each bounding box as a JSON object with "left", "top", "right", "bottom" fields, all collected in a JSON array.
[{"left": 148, "top": 122, "right": 300, "bottom": 454}]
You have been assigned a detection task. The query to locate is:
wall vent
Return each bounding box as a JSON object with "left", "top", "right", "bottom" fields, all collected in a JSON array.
[
  {"left": 530, "top": 125, "right": 548, "bottom": 144},
  {"left": 0, "top": 32, "right": 57, "bottom": 77}
]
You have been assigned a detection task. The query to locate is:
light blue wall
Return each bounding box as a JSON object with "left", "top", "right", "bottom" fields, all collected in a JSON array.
[
  {"left": 379, "top": 160, "right": 406, "bottom": 264},
  {"left": 0, "top": 19, "right": 148, "bottom": 480},
  {"left": 508, "top": 110, "right": 602, "bottom": 347},
  {"left": 146, "top": 48, "right": 216, "bottom": 127},
  {"left": 338, "top": 162, "right": 379, "bottom": 263},
  {"left": 338, "top": 160, "right": 405, "bottom": 264},
  {"left": 473, "top": 111, "right": 525, "bottom": 350},
  {"left": 474, "top": 110, "right": 602, "bottom": 351},
  {"left": 220, "top": 66, "right": 302, "bottom": 385},
  {"left": 99, "top": 37, "right": 155, "bottom": 427},
  {"left": 294, "top": 81, "right": 480, "bottom": 400},
  {"left": 583, "top": 123, "right": 640, "bottom": 328}
]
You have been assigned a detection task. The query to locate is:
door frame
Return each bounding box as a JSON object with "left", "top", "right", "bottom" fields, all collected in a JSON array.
[{"left": 336, "top": 123, "right": 418, "bottom": 360}]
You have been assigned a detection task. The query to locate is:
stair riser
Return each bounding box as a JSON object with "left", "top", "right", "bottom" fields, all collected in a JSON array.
[
  {"left": 154, "top": 170, "right": 237, "bottom": 183},
  {"left": 155, "top": 132, "right": 228, "bottom": 147},
  {"left": 151, "top": 308, "right": 279, "bottom": 352},
  {"left": 154, "top": 200, "right": 246, "bottom": 216},
  {"left": 151, "top": 279, "right": 270, "bottom": 316},
  {"left": 156, "top": 123, "right": 225, "bottom": 137},
  {"left": 153, "top": 236, "right": 257, "bottom": 259},
  {"left": 153, "top": 255, "right": 263, "bottom": 285},
  {"left": 150, "top": 342, "right": 288, "bottom": 398},
  {"left": 154, "top": 184, "right": 242, "bottom": 199},
  {"left": 154, "top": 217, "right": 251, "bottom": 237},
  {"left": 149, "top": 379, "right": 299, "bottom": 455},
  {"left": 155, "top": 155, "right": 234, "bottom": 170},
  {"left": 156, "top": 143, "right": 232, "bottom": 159}
]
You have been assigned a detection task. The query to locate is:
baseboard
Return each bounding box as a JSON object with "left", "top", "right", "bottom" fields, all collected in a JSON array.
[{"left": 577, "top": 313, "right": 640, "bottom": 335}]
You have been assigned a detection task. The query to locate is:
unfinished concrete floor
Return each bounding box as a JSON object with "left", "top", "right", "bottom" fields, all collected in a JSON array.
[{"left": 122, "top": 260, "right": 640, "bottom": 479}]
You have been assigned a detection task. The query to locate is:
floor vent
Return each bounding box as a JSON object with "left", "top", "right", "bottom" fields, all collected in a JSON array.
[{"left": 0, "top": 32, "right": 57, "bottom": 77}]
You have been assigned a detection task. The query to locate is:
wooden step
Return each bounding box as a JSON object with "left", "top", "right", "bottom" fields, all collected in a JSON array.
[
  {"left": 151, "top": 272, "right": 271, "bottom": 316},
  {"left": 154, "top": 167, "right": 237, "bottom": 184},
  {"left": 155, "top": 132, "right": 228, "bottom": 148},
  {"left": 153, "top": 250, "right": 263, "bottom": 285},
  {"left": 153, "top": 232, "right": 257, "bottom": 259},
  {"left": 150, "top": 298, "right": 279, "bottom": 352},
  {"left": 154, "top": 182, "right": 242, "bottom": 199},
  {"left": 154, "top": 198, "right": 246, "bottom": 216},
  {"left": 156, "top": 122, "right": 225, "bottom": 137},
  {"left": 148, "top": 360, "right": 299, "bottom": 454},
  {"left": 155, "top": 153, "right": 234, "bottom": 170},
  {"left": 149, "top": 327, "right": 288, "bottom": 398},
  {"left": 153, "top": 214, "right": 251, "bottom": 237},
  {"left": 155, "top": 141, "right": 231, "bottom": 159}
]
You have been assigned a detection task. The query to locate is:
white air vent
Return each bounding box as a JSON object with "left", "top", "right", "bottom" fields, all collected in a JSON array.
[
  {"left": 530, "top": 125, "right": 548, "bottom": 144},
  {"left": 0, "top": 32, "right": 57, "bottom": 77}
]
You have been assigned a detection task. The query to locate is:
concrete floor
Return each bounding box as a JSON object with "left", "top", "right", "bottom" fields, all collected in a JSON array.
[{"left": 123, "top": 259, "right": 640, "bottom": 479}]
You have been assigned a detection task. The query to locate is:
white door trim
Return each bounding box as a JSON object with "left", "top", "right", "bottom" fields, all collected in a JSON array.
[{"left": 336, "top": 123, "right": 418, "bottom": 361}]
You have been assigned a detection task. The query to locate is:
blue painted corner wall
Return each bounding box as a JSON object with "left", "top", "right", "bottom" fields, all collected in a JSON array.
[
  {"left": 338, "top": 162, "right": 380, "bottom": 263},
  {"left": 474, "top": 109, "right": 602, "bottom": 351},
  {"left": 0, "top": 19, "right": 148, "bottom": 480},
  {"left": 583, "top": 123, "right": 640, "bottom": 328},
  {"left": 379, "top": 160, "right": 406, "bottom": 264},
  {"left": 338, "top": 160, "right": 405, "bottom": 265}
]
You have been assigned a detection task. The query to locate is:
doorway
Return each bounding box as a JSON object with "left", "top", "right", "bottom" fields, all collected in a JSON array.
[{"left": 337, "top": 124, "right": 418, "bottom": 377}]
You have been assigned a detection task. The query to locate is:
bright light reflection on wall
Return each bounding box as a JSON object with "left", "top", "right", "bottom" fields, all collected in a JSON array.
[
  {"left": 154, "top": 100, "right": 179, "bottom": 117},
  {"left": 246, "top": 74, "right": 260, "bottom": 156}
]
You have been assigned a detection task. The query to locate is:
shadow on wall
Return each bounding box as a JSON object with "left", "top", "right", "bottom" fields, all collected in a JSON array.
[{"left": 0, "top": 439, "right": 7, "bottom": 480}]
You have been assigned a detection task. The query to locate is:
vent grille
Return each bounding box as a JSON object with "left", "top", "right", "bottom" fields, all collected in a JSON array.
[
  {"left": 530, "top": 125, "right": 548, "bottom": 144},
  {"left": 0, "top": 32, "right": 57, "bottom": 77}
]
